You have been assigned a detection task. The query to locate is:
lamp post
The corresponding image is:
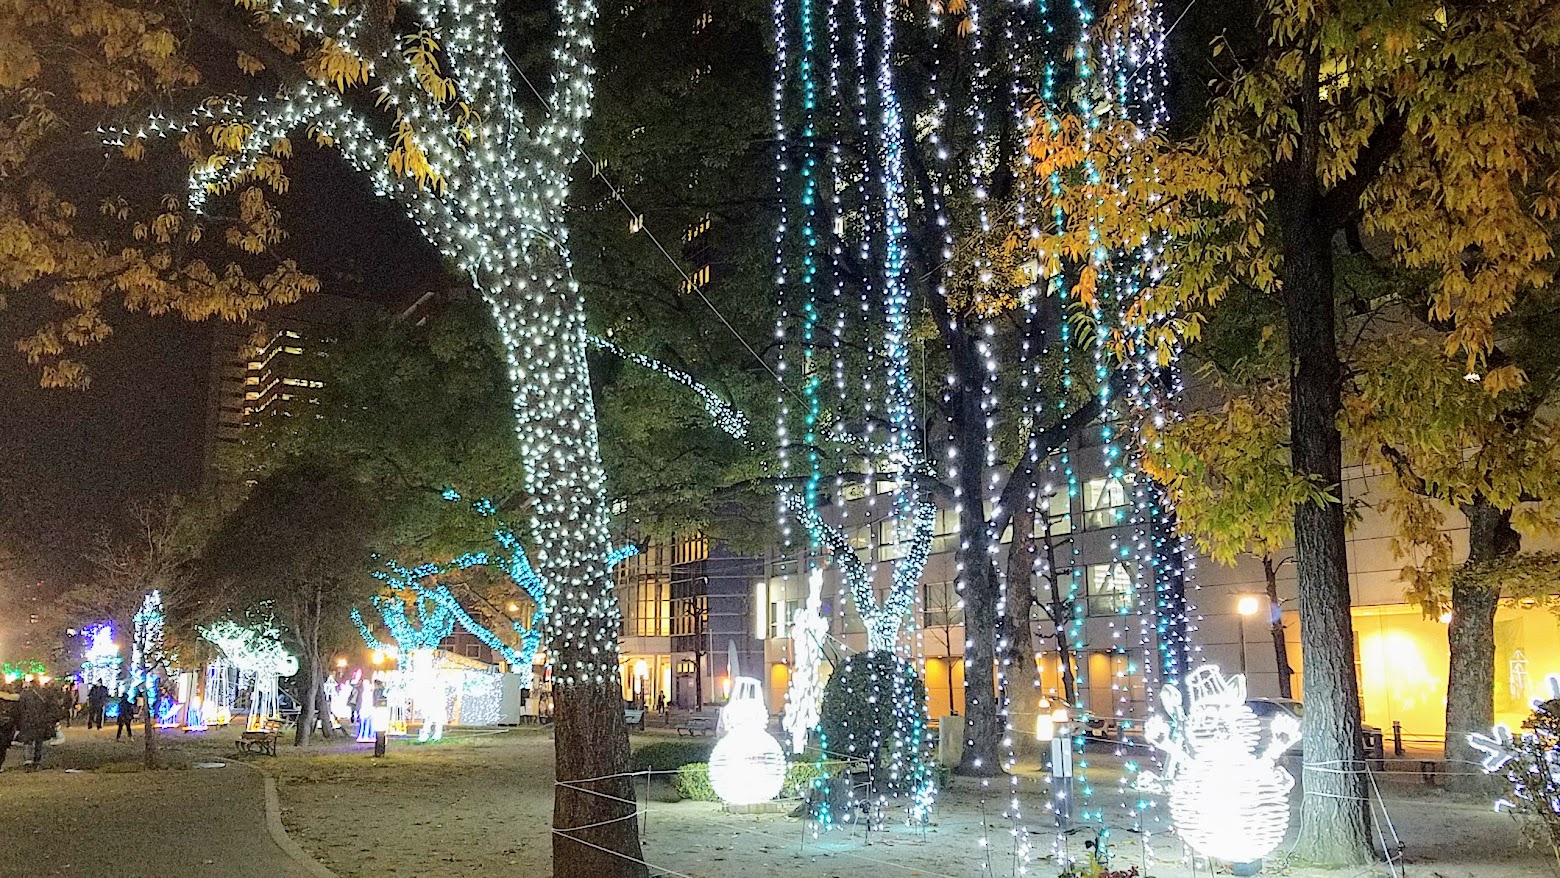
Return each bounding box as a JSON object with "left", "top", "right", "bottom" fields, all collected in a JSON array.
[{"left": 1236, "top": 595, "right": 1262, "bottom": 678}]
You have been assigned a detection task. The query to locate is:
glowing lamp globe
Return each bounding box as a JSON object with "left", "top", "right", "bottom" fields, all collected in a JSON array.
[{"left": 709, "top": 676, "right": 787, "bottom": 806}]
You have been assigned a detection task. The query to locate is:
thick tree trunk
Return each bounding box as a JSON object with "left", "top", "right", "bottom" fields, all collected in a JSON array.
[
  {"left": 956, "top": 549, "right": 1002, "bottom": 777},
  {"left": 554, "top": 678, "right": 643, "bottom": 877},
  {"left": 1262, "top": 555, "right": 1296, "bottom": 700},
  {"left": 481, "top": 260, "right": 645, "bottom": 878},
  {"left": 1280, "top": 172, "right": 1372, "bottom": 864},
  {"left": 1002, "top": 505, "right": 1045, "bottom": 765},
  {"left": 1444, "top": 496, "right": 1517, "bottom": 793}
]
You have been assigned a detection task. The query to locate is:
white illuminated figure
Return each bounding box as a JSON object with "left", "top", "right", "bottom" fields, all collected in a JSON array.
[
  {"left": 709, "top": 677, "right": 787, "bottom": 806},
  {"left": 200, "top": 620, "right": 299, "bottom": 732},
  {"left": 783, "top": 571, "right": 829, "bottom": 754},
  {"left": 407, "top": 649, "right": 450, "bottom": 743},
  {"left": 80, "top": 624, "right": 122, "bottom": 692},
  {"left": 1144, "top": 665, "right": 1300, "bottom": 870}
]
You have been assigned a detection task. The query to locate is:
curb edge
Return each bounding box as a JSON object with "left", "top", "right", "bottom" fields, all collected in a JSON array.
[{"left": 262, "top": 774, "right": 339, "bottom": 878}]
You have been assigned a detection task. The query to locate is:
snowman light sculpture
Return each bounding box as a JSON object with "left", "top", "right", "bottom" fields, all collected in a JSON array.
[
  {"left": 708, "top": 676, "right": 787, "bottom": 806},
  {"left": 1144, "top": 665, "right": 1300, "bottom": 871}
]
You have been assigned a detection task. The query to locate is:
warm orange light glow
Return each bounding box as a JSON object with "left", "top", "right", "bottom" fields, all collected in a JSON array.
[{"left": 1236, "top": 595, "right": 1262, "bottom": 617}]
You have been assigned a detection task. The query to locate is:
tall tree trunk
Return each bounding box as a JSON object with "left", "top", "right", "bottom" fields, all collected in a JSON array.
[
  {"left": 1444, "top": 496, "right": 1517, "bottom": 793},
  {"left": 1040, "top": 533, "right": 1077, "bottom": 706},
  {"left": 1262, "top": 555, "right": 1296, "bottom": 700},
  {"left": 1280, "top": 53, "right": 1373, "bottom": 860},
  {"left": 142, "top": 678, "right": 159, "bottom": 770},
  {"left": 1002, "top": 504, "right": 1045, "bottom": 765},
  {"left": 935, "top": 317, "right": 1002, "bottom": 778},
  {"left": 481, "top": 260, "right": 645, "bottom": 878},
  {"left": 1148, "top": 491, "right": 1191, "bottom": 702},
  {"left": 295, "top": 586, "right": 321, "bottom": 747}
]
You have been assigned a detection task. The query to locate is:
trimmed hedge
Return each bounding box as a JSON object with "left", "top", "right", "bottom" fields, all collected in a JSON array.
[
  {"left": 673, "top": 761, "right": 832, "bottom": 802},
  {"left": 630, "top": 740, "right": 714, "bottom": 773}
]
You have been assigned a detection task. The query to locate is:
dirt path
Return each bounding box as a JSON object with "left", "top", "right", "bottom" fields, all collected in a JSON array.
[{"left": 0, "top": 760, "right": 316, "bottom": 877}]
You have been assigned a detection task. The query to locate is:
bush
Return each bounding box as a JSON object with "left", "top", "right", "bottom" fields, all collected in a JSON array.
[
  {"left": 631, "top": 740, "right": 713, "bottom": 773},
  {"left": 673, "top": 762, "right": 718, "bottom": 800},
  {"left": 672, "top": 760, "right": 834, "bottom": 802},
  {"left": 782, "top": 761, "right": 830, "bottom": 798},
  {"left": 818, "top": 650, "right": 932, "bottom": 794}
]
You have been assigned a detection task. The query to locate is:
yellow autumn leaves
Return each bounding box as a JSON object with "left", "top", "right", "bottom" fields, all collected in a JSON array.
[{"left": 0, "top": 0, "right": 313, "bottom": 388}]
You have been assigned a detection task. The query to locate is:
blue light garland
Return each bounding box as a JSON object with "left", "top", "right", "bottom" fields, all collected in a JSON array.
[{"left": 361, "top": 492, "right": 639, "bottom": 689}]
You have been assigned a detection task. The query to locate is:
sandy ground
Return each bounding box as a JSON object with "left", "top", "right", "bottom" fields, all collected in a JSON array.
[
  {"left": 4, "top": 723, "right": 1551, "bottom": 877},
  {"left": 261, "top": 727, "right": 1558, "bottom": 878}
]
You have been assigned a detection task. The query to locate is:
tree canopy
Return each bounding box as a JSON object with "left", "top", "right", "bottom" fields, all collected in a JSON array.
[{"left": 0, "top": 0, "right": 316, "bottom": 388}]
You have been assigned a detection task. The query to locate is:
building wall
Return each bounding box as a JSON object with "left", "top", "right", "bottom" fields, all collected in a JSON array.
[
  {"left": 615, "top": 535, "right": 764, "bottom": 711},
  {"left": 727, "top": 449, "right": 1560, "bottom": 740}
]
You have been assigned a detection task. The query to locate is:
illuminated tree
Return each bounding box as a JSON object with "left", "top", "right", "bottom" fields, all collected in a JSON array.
[
  {"left": 125, "top": 0, "right": 653, "bottom": 864},
  {"left": 0, "top": 0, "right": 315, "bottom": 388},
  {"left": 202, "top": 460, "right": 382, "bottom": 746},
  {"left": 1021, "top": 0, "right": 1560, "bottom": 862}
]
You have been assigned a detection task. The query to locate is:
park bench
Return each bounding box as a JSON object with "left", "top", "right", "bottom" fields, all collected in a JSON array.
[
  {"left": 675, "top": 715, "right": 715, "bottom": 737},
  {"left": 235, "top": 718, "right": 284, "bottom": 757},
  {"left": 624, "top": 708, "right": 646, "bottom": 731}
]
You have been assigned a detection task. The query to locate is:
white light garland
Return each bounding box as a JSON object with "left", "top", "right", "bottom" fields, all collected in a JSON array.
[{"left": 782, "top": 570, "right": 828, "bottom": 754}]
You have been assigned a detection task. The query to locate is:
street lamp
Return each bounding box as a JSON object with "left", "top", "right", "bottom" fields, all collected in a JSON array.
[{"left": 1236, "top": 594, "right": 1262, "bottom": 677}]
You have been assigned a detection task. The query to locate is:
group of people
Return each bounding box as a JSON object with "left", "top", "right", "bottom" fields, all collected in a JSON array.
[
  {"left": 0, "top": 680, "right": 147, "bottom": 772},
  {"left": 0, "top": 679, "right": 71, "bottom": 771},
  {"left": 83, "top": 683, "right": 139, "bottom": 739}
]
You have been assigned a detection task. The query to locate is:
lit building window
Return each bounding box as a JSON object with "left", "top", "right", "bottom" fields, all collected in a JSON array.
[
  {"left": 1085, "top": 562, "right": 1135, "bottom": 616},
  {"left": 923, "top": 581, "right": 962, "bottom": 627},
  {"left": 1033, "top": 493, "right": 1073, "bottom": 537},
  {"left": 1082, "top": 475, "right": 1131, "bottom": 530},
  {"left": 878, "top": 518, "right": 905, "bottom": 561},
  {"left": 683, "top": 214, "right": 712, "bottom": 243},
  {"left": 930, "top": 507, "right": 960, "bottom": 555}
]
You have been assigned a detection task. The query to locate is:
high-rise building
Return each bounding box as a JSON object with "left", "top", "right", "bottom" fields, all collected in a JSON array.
[{"left": 202, "top": 294, "right": 380, "bottom": 491}]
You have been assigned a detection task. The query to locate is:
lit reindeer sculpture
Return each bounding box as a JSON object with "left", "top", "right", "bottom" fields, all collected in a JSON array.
[{"left": 1143, "top": 665, "right": 1300, "bottom": 868}]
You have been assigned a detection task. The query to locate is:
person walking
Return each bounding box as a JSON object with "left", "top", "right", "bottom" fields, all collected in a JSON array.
[
  {"left": 57, "top": 683, "right": 76, "bottom": 728},
  {"left": 17, "top": 681, "right": 59, "bottom": 771},
  {"left": 86, "top": 683, "right": 108, "bottom": 730},
  {"left": 347, "top": 678, "right": 362, "bottom": 726},
  {"left": 115, "top": 692, "right": 136, "bottom": 740},
  {"left": 0, "top": 689, "right": 18, "bottom": 771}
]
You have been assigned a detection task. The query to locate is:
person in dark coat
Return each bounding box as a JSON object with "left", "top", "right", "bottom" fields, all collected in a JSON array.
[
  {"left": 115, "top": 692, "right": 136, "bottom": 740},
  {"left": 16, "top": 682, "right": 58, "bottom": 770},
  {"left": 0, "top": 690, "right": 18, "bottom": 771},
  {"left": 86, "top": 683, "right": 108, "bottom": 730}
]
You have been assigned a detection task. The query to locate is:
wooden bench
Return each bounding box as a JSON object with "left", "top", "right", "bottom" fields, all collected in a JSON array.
[
  {"left": 624, "top": 708, "right": 646, "bottom": 731},
  {"left": 236, "top": 719, "right": 284, "bottom": 756},
  {"left": 675, "top": 715, "right": 715, "bottom": 737}
]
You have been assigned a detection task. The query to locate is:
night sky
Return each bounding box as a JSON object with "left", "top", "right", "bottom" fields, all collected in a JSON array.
[{"left": 0, "top": 149, "right": 447, "bottom": 589}]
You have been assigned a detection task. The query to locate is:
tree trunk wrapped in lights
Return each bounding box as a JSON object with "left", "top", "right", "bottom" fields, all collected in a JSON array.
[{"left": 120, "top": 0, "right": 645, "bottom": 870}]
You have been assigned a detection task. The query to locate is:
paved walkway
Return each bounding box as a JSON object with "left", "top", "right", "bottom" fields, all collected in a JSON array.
[{"left": 0, "top": 760, "right": 316, "bottom": 877}]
